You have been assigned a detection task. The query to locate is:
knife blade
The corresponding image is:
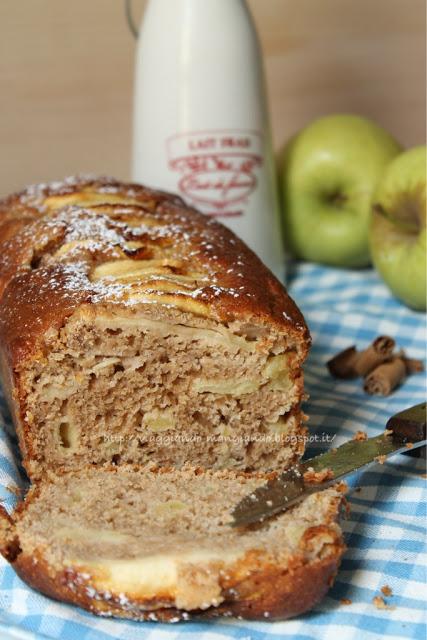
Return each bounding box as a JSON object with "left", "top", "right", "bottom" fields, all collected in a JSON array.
[{"left": 230, "top": 402, "right": 426, "bottom": 528}]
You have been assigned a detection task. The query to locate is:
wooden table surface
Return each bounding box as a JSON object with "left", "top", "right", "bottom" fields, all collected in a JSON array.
[{"left": 0, "top": 0, "right": 425, "bottom": 196}]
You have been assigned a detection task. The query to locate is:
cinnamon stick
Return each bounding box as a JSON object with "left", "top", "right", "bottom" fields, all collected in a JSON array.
[
  {"left": 327, "top": 346, "right": 359, "bottom": 378},
  {"left": 402, "top": 355, "right": 424, "bottom": 375},
  {"left": 353, "top": 336, "right": 396, "bottom": 376},
  {"left": 363, "top": 357, "right": 407, "bottom": 396},
  {"left": 327, "top": 336, "right": 395, "bottom": 379}
]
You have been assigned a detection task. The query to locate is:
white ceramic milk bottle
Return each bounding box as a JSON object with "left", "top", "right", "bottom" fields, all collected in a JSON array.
[{"left": 131, "top": 0, "right": 285, "bottom": 279}]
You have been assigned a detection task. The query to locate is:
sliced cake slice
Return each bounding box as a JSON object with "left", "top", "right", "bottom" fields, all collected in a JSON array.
[{"left": 0, "top": 465, "right": 345, "bottom": 621}]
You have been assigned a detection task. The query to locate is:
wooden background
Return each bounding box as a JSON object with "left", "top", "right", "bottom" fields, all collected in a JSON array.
[{"left": 0, "top": 0, "right": 425, "bottom": 196}]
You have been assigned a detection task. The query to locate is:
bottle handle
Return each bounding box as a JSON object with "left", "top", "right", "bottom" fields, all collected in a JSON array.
[{"left": 125, "top": 0, "right": 139, "bottom": 39}]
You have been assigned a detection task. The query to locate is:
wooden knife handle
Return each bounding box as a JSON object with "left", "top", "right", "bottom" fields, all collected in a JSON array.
[{"left": 386, "top": 402, "right": 427, "bottom": 444}]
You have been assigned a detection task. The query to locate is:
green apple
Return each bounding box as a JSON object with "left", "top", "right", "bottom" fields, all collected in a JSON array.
[
  {"left": 370, "top": 146, "right": 426, "bottom": 311},
  {"left": 281, "top": 114, "right": 402, "bottom": 267}
]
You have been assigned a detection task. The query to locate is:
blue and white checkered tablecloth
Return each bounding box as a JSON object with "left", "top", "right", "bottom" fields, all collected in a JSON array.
[{"left": 0, "top": 263, "right": 425, "bottom": 640}]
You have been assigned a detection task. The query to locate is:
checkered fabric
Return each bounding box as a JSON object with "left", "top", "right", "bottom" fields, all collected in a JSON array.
[{"left": 0, "top": 263, "right": 425, "bottom": 640}]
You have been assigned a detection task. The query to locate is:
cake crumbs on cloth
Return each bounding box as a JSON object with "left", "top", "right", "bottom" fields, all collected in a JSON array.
[
  {"left": 381, "top": 585, "right": 393, "bottom": 597},
  {"left": 353, "top": 430, "right": 368, "bottom": 441},
  {"left": 373, "top": 596, "right": 395, "bottom": 610},
  {"left": 340, "top": 598, "right": 352, "bottom": 605}
]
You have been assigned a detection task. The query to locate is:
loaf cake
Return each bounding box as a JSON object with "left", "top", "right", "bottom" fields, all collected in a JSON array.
[
  {"left": 0, "top": 466, "right": 345, "bottom": 621},
  {"left": 0, "top": 176, "right": 310, "bottom": 479},
  {"left": 0, "top": 176, "right": 346, "bottom": 622}
]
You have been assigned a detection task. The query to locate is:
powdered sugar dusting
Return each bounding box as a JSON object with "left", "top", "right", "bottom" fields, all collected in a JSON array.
[{"left": 0, "top": 176, "right": 308, "bottom": 350}]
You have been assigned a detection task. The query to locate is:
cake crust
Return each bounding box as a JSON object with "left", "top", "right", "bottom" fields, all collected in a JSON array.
[
  {"left": 9, "top": 546, "right": 342, "bottom": 622},
  {"left": 0, "top": 175, "right": 309, "bottom": 370}
]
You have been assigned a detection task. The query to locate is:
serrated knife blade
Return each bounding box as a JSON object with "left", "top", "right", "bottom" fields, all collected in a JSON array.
[{"left": 230, "top": 403, "right": 426, "bottom": 528}]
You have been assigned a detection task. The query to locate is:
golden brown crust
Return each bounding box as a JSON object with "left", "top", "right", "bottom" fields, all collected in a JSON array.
[
  {"left": 0, "top": 175, "right": 309, "bottom": 371},
  {"left": 8, "top": 526, "right": 344, "bottom": 622}
]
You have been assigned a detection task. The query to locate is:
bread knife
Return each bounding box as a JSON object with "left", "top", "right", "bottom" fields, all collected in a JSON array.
[{"left": 230, "top": 403, "right": 426, "bottom": 528}]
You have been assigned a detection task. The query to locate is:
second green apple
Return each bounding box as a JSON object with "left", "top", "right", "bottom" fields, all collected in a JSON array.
[
  {"left": 369, "top": 146, "right": 426, "bottom": 311},
  {"left": 281, "top": 114, "right": 402, "bottom": 267}
]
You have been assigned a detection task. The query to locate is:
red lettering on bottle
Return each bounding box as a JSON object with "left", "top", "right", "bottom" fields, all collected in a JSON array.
[{"left": 167, "top": 130, "right": 263, "bottom": 217}]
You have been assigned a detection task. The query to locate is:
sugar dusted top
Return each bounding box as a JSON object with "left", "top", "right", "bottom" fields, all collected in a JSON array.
[{"left": 0, "top": 176, "right": 309, "bottom": 364}]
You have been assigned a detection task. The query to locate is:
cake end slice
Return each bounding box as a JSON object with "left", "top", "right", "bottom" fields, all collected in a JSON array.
[{"left": 0, "top": 465, "right": 346, "bottom": 621}]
